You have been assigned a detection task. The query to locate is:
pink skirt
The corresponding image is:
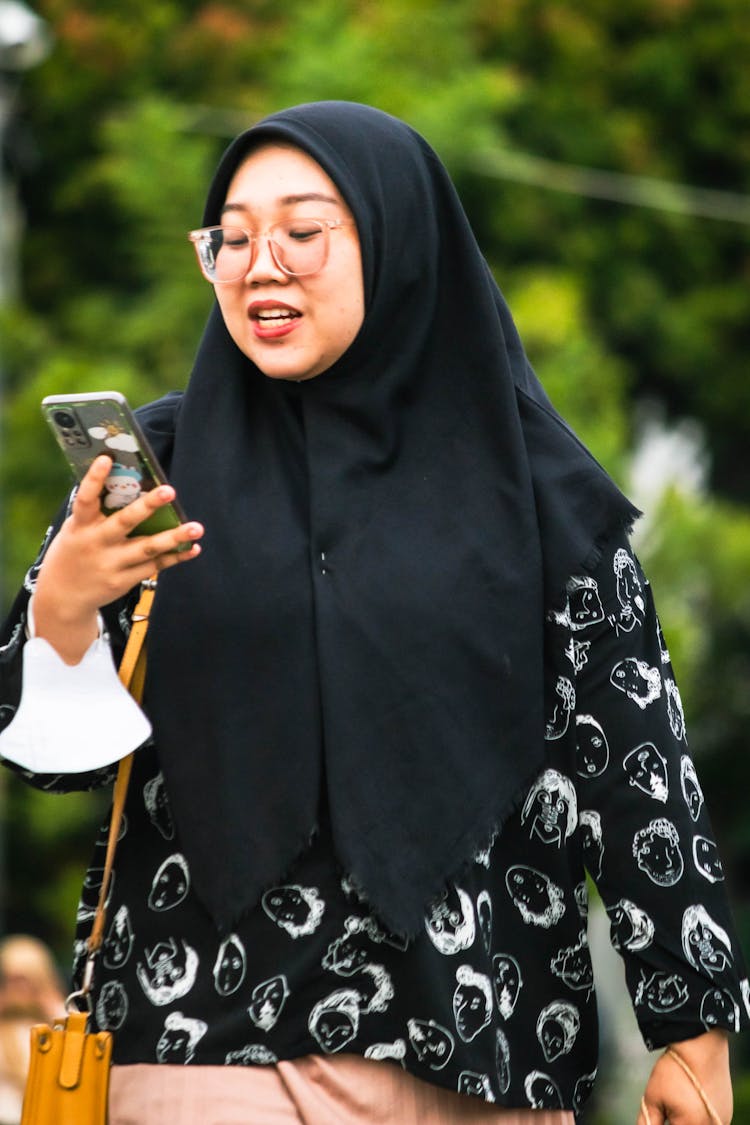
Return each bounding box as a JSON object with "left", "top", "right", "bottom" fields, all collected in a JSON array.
[{"left": 109, "top": 1055, "right": 575, "bottom": 1124}]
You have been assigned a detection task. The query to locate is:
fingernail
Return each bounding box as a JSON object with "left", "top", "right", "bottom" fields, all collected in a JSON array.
[{"left": 187, "top": 523, "right": 203, "bottom": 537}]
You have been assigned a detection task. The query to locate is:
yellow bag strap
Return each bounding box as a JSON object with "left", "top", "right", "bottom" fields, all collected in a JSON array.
[{"left": 69, "top": 578, "right": 157, "bottom": 1007}]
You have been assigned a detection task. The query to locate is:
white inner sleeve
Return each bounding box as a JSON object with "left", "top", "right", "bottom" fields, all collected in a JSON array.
[{"left": 0, "top": 595, "right": 152, "bottom": 773}]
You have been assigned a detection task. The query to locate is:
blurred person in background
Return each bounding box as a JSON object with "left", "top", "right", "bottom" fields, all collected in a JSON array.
[
  {"left": 0, "top": 935, "right": 65, "bottom": 1124},
  {"left": 0, "top": 102, "right": 747, "bottom": 1124}
]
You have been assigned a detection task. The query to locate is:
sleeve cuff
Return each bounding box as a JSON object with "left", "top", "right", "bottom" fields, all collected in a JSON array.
[{"left": 0, "top": 625, "right": 152, "bottom": 774}]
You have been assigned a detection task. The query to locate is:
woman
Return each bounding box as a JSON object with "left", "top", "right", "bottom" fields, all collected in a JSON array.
[
  {"left": 0, "top": 101, "right": 746, "bottom": 1124},
  {"left": 0, "top": 936, "right": 66, "bottom": 1125}
]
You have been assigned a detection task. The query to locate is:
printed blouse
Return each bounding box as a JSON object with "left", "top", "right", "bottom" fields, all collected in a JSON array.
[{"left": 0, "top": 525, "right": 747, "bottom": 1114}]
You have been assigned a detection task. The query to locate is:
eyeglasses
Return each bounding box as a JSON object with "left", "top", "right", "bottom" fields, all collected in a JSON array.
[{"left": 188, "top": 219, "right": 351, "bottom": 282}]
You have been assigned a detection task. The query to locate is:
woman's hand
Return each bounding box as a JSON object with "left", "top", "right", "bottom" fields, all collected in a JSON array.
[
  {"left": 33, "top": 455, "right": 204, "bottom": 664},
  {"left": 638, "top": 1029, "right": 732, "bottom": 1124}
]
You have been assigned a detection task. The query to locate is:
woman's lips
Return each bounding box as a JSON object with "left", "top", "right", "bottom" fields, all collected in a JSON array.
[{"left": 248, "top": 301, "right": 302, "bottom": 339}]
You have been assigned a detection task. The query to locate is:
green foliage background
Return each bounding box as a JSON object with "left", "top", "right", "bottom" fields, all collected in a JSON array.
[{"left": 1, "top": 1, "right": 749, "bottom": 1117}]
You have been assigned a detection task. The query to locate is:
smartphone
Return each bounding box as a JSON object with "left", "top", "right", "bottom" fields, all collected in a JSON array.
[{"left": 41, "top": 391, "right": 188, "bottom": 540}]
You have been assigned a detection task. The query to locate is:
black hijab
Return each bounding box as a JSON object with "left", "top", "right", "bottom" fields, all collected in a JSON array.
[{"left": 144, "top": 101, "right": 638, "bottom": 937}]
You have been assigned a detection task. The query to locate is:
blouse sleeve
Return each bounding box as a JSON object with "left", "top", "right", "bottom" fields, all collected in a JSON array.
[
  {"left": 566, "top": 532, "right": 749, "bottom": 1048},
  {"left": 0, "top": 498, "right": 142, "bottom": 793}
]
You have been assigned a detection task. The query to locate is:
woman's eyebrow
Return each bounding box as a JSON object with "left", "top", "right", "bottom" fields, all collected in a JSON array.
[{"left": 220, "top": 191, "right": 340, "bottom": 216}]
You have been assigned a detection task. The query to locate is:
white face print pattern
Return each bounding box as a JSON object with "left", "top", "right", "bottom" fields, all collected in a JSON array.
[
  {"left": 452, "top": 966, "right": 493, "bottom": 1043},
  {"left": 143, "top": 771, "right": 175, "bottom": 840},
  {"left": 633, "top": 818, "right": 684, "bottom": 887},
  {"left": 655, "top": 615, "right": 671, "bottom": 664},
  {"left": 564, "top": 638, "right": 591, "bottom": 673},
  {"left": 579, "top": 810, "right": 604, "bottom": 881},
  {"left": 505, "top": 866, "right": 565, "bottom": 928},
  {"left": 665, "top": 679, "right": 687, "bottom": 741},
  {"left": 136, "top": 938, "right": 199, "bottom": 1006},
  {"left": 424, "top": 886, "right": 476, "bottom": 954},
  {"left": 693, "top": 836, "right": 724, "bottom": 884},
  {"left": 225, "top": 1044, "right": 278, "bottom": 1065},
  {"left": 610, "top": 658, "right": 662, "bottom": 709},
  {"left": 545, "top": 677, "right": 576, "bottom": 740},
  {"left": 458, "top": 1071, "right": 495, "bottom": 1101},
  {"left": 323, "top": 915, "right": 389, "bottom": 975},
  {"left": 524, "top": 1070, "right": 564, "bottom": 1109},
  {"left": 557, "top": 576, "right": 605, "bottom": 632},
  {"left": 213, "top": 933, "right": 247, "bottom": 996},
  {"left": 521, "top": 769, "right": 577, "bottom": 846},
  {"left": 155, "top": 1012, "right": 207, "bottom": 1064},
  {"left": 364, "top": 1039, "right": 406, "bottom": 1066},
  {"left": 95, "top": 980, "right": 128, "bottom": 1030},
  {"left": 248, "top": 974, "right": 289, "bottom": 1032},
  {"left": 103, "top": 904, "right": 134, "bottom": 969},
  {"left": 607, "top": 899, "right": 655, "bottom": 952},
  {"left": 261, "top": 884, "right": 325, "bottom": 938},
  {"left": 575, "top": 713, "right": 609, "bottom": 778},
  {"left": 742, "top": 979, "right": 750, "bottom": 1020},
  {"left": 536, "top": 1000, "right": 580, "bottom": 1062},
  {"left": 496, "top": 1029, "right": 511, "bottom": 1095},
  {"left": 682, "top": 905, "right": 733, "bottom": 978},
  {"left": 309, "top": 988, "right": 361, "bottom": 1053},
  {"left": 492, "top": 954, "right": 522, "bottom": 1019},
  {"left": 574, "top": 1071, "right": 597, "bottom": 1113},
  {"left": 476, "top": 891, "right": 492, "bottom": 953},
  {"left": 680, "top": 756, "right": 704, "bottom": 821},
  {"left": 635, "top": 970, "right": 689, "bottom": 1014},
  {"left": 147, "top": 853, "right": 190, "bottom": 912},
  {"left": 623, "top": 743, "right": 668, "bottom": 803},
  {"left": 550, "top": 932, "right": 594, "bottom": 996},
  {"left": 609, "top": 548, "right": 645, "bottom": 634},
  {"left": 574, "top": 881, "right": 589, "bottom": 920},
  {"left": 77, "top": 868, "right": 112, "bottom": 923},
  {"left": 700, "top": 988, "right": 740, "bottom": 1032},
  {"left": 407, "top": 1018, "right": 455, "bottom": 1070}
]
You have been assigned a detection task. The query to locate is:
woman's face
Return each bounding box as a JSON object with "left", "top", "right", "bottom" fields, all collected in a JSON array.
[{"left": 214, "top": 143, "right": 365, "bottom": 382}]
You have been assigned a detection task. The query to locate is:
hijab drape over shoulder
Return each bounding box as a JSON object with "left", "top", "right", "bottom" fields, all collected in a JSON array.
[{"left": 143, "top": 102, "right": 638, "bottom": 936}]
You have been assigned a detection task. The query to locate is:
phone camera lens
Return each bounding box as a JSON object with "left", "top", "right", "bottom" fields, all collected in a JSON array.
[{"left": 53, "top": 410, "right": 77, "bottom": 430}]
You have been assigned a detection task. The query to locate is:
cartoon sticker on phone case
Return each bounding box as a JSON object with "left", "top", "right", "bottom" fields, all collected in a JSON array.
[{"left": 103, "top": 463, "right": 142, "bottom": 510}]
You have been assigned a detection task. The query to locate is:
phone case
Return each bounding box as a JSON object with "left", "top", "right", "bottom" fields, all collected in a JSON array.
[{"left": 41, "top": 391, "right": 187, "bottom": 538}]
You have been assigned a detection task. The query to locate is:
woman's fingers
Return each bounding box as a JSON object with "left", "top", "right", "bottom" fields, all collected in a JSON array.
[{"left": 70, "top": 455, "right": 115, "bottom": 522}]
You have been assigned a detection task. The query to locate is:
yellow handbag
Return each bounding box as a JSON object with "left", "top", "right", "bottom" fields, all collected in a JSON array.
[{"left": 20, "top": 579, "right": 155, "bottom": 1125}]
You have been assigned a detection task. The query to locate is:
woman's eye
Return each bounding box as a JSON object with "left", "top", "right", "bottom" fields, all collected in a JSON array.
[{"left": 288, "top": 224, "right": 322, "bottom": 241}]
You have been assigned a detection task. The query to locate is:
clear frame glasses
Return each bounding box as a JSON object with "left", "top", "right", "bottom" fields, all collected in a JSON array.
[{"left": 188, "top": 218, "right": 350, "bottom": 282}]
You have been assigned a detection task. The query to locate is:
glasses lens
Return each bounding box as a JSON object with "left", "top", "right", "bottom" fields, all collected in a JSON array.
[
  {"left": 194, "top": 228, "right": 251, "bottom": 281},
  {"left": 269, "top": 219, "right": 327, "bottom": 276}
]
